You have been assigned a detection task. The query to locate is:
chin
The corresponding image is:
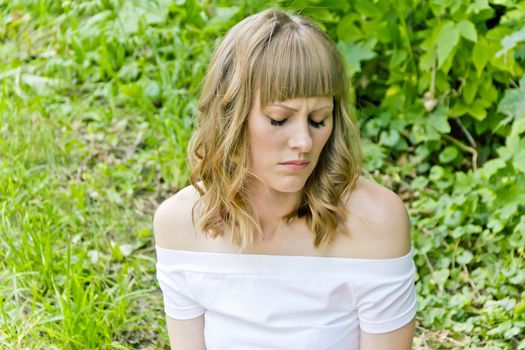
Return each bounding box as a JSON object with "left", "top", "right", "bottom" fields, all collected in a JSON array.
[{"left": 271, "top": 179, "right": 307, "bottom": 193}]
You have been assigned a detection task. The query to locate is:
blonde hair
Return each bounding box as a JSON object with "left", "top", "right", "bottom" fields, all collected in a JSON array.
[{"left": 188, "top": 8, "right": 362, "bottom": 251}]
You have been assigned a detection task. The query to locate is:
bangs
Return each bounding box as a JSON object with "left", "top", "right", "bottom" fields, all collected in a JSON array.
[{"left": 252, "top": 25, "right": 345, "bottom": 107}]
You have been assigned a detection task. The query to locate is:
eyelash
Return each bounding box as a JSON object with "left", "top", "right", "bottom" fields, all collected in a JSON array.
[{"left": 269, "top": 118, "right": 325, "bottom": 129}]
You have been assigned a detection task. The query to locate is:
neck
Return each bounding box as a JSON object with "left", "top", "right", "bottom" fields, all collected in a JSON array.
[{"left": 245, "top": 179, "right": 302, "bottom": 240}]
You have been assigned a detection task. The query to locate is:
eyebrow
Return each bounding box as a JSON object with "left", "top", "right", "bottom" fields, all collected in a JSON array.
[{"left": 269, "top": 104, "right": 333, "bottom": 113}]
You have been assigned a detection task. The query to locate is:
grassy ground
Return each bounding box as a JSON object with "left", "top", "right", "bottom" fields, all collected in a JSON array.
[
  {"left": 0, "top": 1, "right": 194, "bottom": 348},
  {"left": 1, "top": 1, "right": 523, "bottom": 349}
]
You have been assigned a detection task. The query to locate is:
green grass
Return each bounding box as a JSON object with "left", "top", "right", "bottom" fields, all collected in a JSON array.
[
  {"left": 1, "top": 0, "right": 524, "bottom": 349},
  {"left": 0, "top": 0, "right": 197, "bottom": 348}
]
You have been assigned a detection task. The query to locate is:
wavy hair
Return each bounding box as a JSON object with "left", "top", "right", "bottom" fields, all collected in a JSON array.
[{"left": 188, "top": 8, "right": 362, "bottom": 250}]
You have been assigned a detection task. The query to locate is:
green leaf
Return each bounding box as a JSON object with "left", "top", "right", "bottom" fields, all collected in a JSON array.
[
  {"left": 504, "top": 327, "right": 523, "bottom": 339},
  {"left": 496, "top": 27, "right": 525, "bottom": 58},
  {"left": 118, "top": 2, "right": 166, "bottom": 35},
  {"left": 337, "top": 41, "right": 377, "bottom": 76},
  {"left": 207, "top": 7, "right": 240, "bottom": 26},
  {"left": 389, "top": 49, "right": 408, "bottom": 68},
  {"left": 428, "top": 106, "right": 451, "bottom": 133},
  {"left": 514, "top": 298, "right": 525, "bottom": 315},
  {"left": 118, "top": 61, "right": 140, "bottom": 82},
  {"left": 499, "top": 202, "right": 518, "bottom": 221},
  {"left": 362, "top": 140, "right": 387, "bottom": 171},
  {"left": 480, "top": 158, "right": 506, "bottom": 179},
  {"left": 434, "top": 268, "right": 450, "bottom": 289},
  {"left": 497, "top": 75, "right": 525, "bottom": 119},
  {"left": 510, "top": 271, "right": 525, "bottom": 285},
  {"left": 432, "top": 0, "right": 455, "bottom": 8},
  {"left": 143, "top": 80, "right": 160, "bottom": 99},
  {"left": 411, "top": 124, "right": 427, "bottom": 143},
  {"left": 509, "top": 215, "right": 525, "bottom": 250},
  {"left": 457, "top": 250, "right": 473, "bottom": 264},
  {"left": 419, "top": 50, "right": 435, "bottom": 72},
  {"left": 451, "top": 226, "right": 465, "bottom": 239},
  {"left": 319, "top": 0, "right": 351, "bottom": 11},
  {"left": 472, "top": 37, "right": 490, "bottom": 76},
  {"left": 488, "top": 218, "right": 504, "bottom": 233},
  {"left": 479, "top": 76, "right": 499, "bottom": 104},
  {"left": 336, "top": 15, "right": 363, "bottom": 42},
  {"left": 436, "top": 21, "right": 460, "bottom": 69},
  {"left": 450, "top": 101, "right": 469, "bottom": 117},
  {"left": 20, "top": 74, "right": 58, "bottom": 95},
  {"left": 456, "top": 20, "right": 477, "bottom": 42},
  {"left": 463, "top": 73, "right": 478, "bottom": 104},
  {"left": 439, "top": 146, "right": 459, "bottom": 163},
  {"left": 119, "top": 244, "right": 133, "bottom": 257},
  {"left": 429, "top": 165, "right": 445, "bottom": 181},
  {"left": 466, "top": 0, "right": 490, "bottom": 14},
  {"left": 511, "top": 118, "right": 525, "bottom": 136},
  {"left": 411, "top": 176, "right": 429, "bottom": 190},
  {"left": 307, "top": 8, "right": 338, "bottom": 24},
  {"left": 512, "top": 148, "right": 525, "bottom": 173},
  {"left": 467, "top": 99, "right": 488, "bottom": 120},
  {"left": 508, "top": 230, "right": 524, "bottom": 248},
  {"left": 379, "top": 129, "right": 400, "bottom": 146},
  {"left": 498, "top": 133, "right": 523, "bottom": 160},
  {"left": 354, "top": 0, "right": 382, "bottom": 17},
  {"left": 444, "top": 209, "right": 463, "bottom": 226}
]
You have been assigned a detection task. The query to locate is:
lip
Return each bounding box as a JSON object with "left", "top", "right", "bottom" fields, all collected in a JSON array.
[
  {"left": 279, "top": 160, "right": 310, "bottom": 171},
  {"left": 280, "top": 160, "right": 310, "bottom": 165}
]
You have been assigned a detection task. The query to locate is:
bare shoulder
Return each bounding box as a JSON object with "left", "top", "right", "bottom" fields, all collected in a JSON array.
[
  {"left": 343, "top": 176, "right": 411, "bottom": 259},
  {"left": 153, "top": 184, "right": 201, "bottom": 250}
]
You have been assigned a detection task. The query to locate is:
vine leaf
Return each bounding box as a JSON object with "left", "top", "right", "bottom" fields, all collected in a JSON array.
[
  {"left": 496, "top": 27, "right": 525, "bottom": 58},
  {"left": 497, "top": 75, "right": 525, "bottom": 120},
  {"left": 472, "top": 37, "right": 490, "bottom": 76},
  {"left": 437, "top": 21, "right": 460, "bottom": 69},
  {"left": 457, "top": 20, "right": 477, "bottom": 43},
  {"left": 337, "top": 40, "right": 377, "bottom": 76}
]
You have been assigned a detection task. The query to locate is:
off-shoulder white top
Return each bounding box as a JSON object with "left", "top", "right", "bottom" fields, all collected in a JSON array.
[{"left": 155, "top": 245, "right": 417, "bottom": 350}]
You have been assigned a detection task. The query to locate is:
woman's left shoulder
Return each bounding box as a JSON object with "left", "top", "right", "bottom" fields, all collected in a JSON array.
[{"left": 342, "top": 176, "right": 412, "bottom": 259}]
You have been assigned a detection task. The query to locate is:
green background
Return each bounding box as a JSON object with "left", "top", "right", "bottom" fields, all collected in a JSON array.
[{"left": 1, "top": 0, "right": 524, "bottom": 348}]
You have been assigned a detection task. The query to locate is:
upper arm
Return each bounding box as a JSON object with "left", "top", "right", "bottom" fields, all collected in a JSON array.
[
  {"left": 166, "top": 315, "right": 206, "bottom": 350},
  {"left": 153, "top": 191, "right": 182, "bottom": 249},
  {"left": 360, "top": 317, "right": 416, "bottom": 350},
  {"left": 347, "top": 177, "right": 412, "bottom": 258},
  {"left": 372, "top": 182, "right": 412, "bottom": 257},
  {"left": 153, "top": 185, "right": 200, "bottom": 250},
  {"left": 349, "top": 178, "right": 416, "bottom": 348},
  {"left": 154, "top": 186, "right": 206, "bottom": 349}
]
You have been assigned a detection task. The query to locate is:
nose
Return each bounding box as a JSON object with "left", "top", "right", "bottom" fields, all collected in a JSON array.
[{"left": 288, "top": 121, "right": 313, "bottom": 153}]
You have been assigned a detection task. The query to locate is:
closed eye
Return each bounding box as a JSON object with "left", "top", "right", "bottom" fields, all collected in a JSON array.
[
  {"left": 269, "top": 118, "right": 287, "bottom": 127},
  {"left": 309, "top": 120, "right": 325, "bottom": 129},
  {"left": 269, "top": 118, "right": 326, "bottom": 129}
]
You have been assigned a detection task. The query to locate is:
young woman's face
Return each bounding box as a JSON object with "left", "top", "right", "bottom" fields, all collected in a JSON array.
[{"left": 247, "top": 92, "right": 334, "bottom": 194}]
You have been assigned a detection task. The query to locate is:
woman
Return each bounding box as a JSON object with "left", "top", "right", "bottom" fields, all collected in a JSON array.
[{"left": 154, "top": 8, "right": 416, "bottom": 350}]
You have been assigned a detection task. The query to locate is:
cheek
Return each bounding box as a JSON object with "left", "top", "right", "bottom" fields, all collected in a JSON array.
[
  {"left": 318, "top": 125, "right": 333, "bottom": 149},
  {"left": 248, "top": 122, "right": 275, "bottom": 156}
]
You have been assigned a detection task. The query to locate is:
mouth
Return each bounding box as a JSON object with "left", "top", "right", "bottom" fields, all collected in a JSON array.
[
  {"left": 279, "top": 161, "right": 311, "bottom": 166},
  {"left": 279, "top": 161, "right": 310, "bottom": 171}
]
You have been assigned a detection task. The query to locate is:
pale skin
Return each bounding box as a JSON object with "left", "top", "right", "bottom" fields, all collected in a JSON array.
[
  {"left": 154, "top": 94, "right": 416, "bottom": 349},
  {"left": 245, "top": 92, "right": 334, "bottom": 239}
]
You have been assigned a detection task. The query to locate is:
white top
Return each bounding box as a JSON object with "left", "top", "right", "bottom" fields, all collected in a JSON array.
[{"left": 155, "top": 245, "right": 417, "bottom": 350}]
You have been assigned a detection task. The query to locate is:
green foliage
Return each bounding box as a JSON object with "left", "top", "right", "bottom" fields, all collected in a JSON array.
[{"left": 1, "top": 0, "right": 524, "bottom": 349}]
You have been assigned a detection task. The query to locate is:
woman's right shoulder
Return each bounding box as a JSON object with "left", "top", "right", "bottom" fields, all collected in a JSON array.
[{"left": 153, "top": 184, "right": 202, "bottom": 250}]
